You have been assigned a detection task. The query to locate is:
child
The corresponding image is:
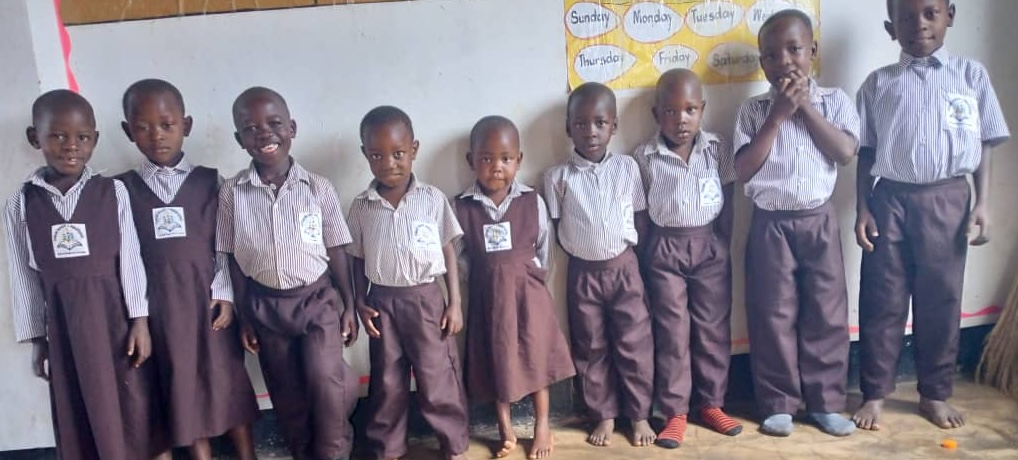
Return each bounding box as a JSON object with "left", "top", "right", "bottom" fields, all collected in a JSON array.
[
  {"left": 348, "top": 105, "right": 469, "bottom": 460},
  {"left": 4, "top": 89, "right": 163, "bottom": 459},
  {"left": 454, "top": 116, "right": 575, "bottom": 459},
  {"left": 733, "top": 9, "right": 859, "bottom": 437},
  {"left": 543, "top": 82, "right": 656, "bottom": 448},
  {"left": 216, "top": 86, "right": 359, "bottom": 460},
  {"left": 117, "top": 79, "right": 260, "bottom": 460},
  {"left": 853, "top": 0, "right": 1010, "bottom": 431},
  {"left": 631, "top": 69, "right": 740, "bottom": 448}
]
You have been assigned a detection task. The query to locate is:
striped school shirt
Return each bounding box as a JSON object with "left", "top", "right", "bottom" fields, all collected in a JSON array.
[
  {"left": 346, "top": 175, "right": 463, "bottom": 288},
  {"left": 452, "top": 181, "right": 552, "bottom": 281},
  {"left": 134, "top": 156, "right": 232, "bottom": 302},
  {"left": 543, "top": 151, "right": 647, "bottom": 261},
  {"left": 858, "top": 48, "right": 1011, "bottom": 184},
  {"left": 631, "top": 130, "right": 736, "bottom": 228},
  {"left": 733, "top": 81, "right": 860, "bottom": 211},
  {"left": 216, "top": 160, "right": 352, "bottom": 290},
  {"left": 4, "top": 166, "right": 149, "bottom": 342}
]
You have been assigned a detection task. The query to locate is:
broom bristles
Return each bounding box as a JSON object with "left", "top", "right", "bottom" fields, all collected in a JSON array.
[{"left": 976, "top": 272, "right": 1018, "bottom": 399}]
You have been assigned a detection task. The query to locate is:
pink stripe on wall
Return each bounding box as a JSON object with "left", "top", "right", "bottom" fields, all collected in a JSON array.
[{"left": 53, "top": 0, "right": 79, "bottom": 92}]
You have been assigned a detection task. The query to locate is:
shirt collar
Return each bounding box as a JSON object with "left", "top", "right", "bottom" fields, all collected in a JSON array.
[
  {"left": 460, "top": 180, "right": 530, "bottom": 202},
  {"left": 648, "top": 131, "right": 718, "bottom": 160},
  {"left": 237, "top": 157, "right": 310, "bottom": 188},
  {"left": 358, "top": 174, "right": 422, "bottom": 201},
  {"left": 26, "top": 165, "right": 98, "bottom": 195},
  {"left": 569, "top": 150, "right": 613, "bottom": 170},
  {"left": 899, "top": 48, "right": 949, "bottom": 68},
  {"left": 764, "top": 78, "right": 832, "bottom": 102},
  {"left": 138, "top": 154, "right": 193, "bottom": 181}
]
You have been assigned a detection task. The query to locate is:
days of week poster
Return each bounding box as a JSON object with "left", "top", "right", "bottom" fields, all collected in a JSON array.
[{"left": 565, "top": 0, "right": 822, "bottom": 90}]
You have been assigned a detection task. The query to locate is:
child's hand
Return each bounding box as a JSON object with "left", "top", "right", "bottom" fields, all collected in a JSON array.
[
  {"left": 31, "top": 338, "right": 49, "bottom": 381},
  {"left": 358, "top": 304, "right": 382, "bottom": 339},
  {"left": 239, "top": 322, "right": 260, "bottom": 354},
  {"left": 770, "top": 73, "right": 805, "bottom": 122},
  {"left": 855, "top": 208, "right": 880, "bottom": 252},
  {"left": 969, "top": 204, "right": 991, "bottom": 246},
  {"left": 441, "top": 302, "right": 463, "bottom": 338},
  {"left": 126, "top": 318, "right": 152, "bottom": 368},
  {"left": 210, "top": 300, "right": 235, "bottom": 331},
  {"left": 340, "top": 307, "right": 359, "bottom": 346}
]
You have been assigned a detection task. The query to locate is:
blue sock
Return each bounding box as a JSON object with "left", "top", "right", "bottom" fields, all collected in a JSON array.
[
  {"left": 810, "top": 412, "right": 856, "bottom": 436},
  {"left": 760, "top": 413, "right": 794, "bottom": 437}
]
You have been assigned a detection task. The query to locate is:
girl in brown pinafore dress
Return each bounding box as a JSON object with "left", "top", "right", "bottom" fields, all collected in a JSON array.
[
  {"left": 457, "top": 186, "right": 575, "bottom": 456},
  {"left": 118, "top": 166, "right": 260, "bottom": 449},
  {"left": 24, "top": 177, "right": 163, "bottom": 460}
]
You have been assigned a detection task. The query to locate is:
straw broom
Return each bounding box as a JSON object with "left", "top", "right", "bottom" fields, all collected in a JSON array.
[{"left": 976, "top": 273, "right": 1018, "bottom": 399}]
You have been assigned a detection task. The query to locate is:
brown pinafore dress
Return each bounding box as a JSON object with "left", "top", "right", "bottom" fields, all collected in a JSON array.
[
  {"left": 456, "top": 191, "right": 575, "bottom": 403},
  {"left": 118, "top": 167, "right": 260, "bottom": 447},
  {"left": 24, "top": 177, "right": 162, "bottom": 460}
]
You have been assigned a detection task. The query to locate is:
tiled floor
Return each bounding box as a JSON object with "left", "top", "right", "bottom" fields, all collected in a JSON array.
[{"left": 381, "top": 379, "right": 1018, "bottom": 460}]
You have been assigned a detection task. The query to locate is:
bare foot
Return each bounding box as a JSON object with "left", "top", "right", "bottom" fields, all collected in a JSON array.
[
  {"left": 919, "top": 397, "right": 965, "bottom": 429},
  {"left": 529, "top": 418, "right": 553, "bottom": 459},
  {"left": 852, "top": 399, "right": 884, "bottom": 431},
  {"left": 631, "top": 419, "right": 656, "bottom": 447},
  {"left": 494, "top": 437, "right": 517, "bottom": 459},
  {"left": 587, "top": 419, "right": 614, "bottom": 446}
]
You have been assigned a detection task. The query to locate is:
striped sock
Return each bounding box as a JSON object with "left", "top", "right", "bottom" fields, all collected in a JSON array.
[
  {"left": 701, "top": 407, "right": 743, "bottom": 436},
  {"left": 655, "top": 414, "right": 687, "bottom": 449}
]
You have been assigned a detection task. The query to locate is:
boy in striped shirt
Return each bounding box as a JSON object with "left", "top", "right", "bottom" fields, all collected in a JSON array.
[
  {"left": 853, "top": 0, "right": 1010, "bottom": 431},
  {"left": 216, "top": 87, "right": 359, "bottom": 460},
  {"left": 348, "top": 106, "right": 470, "bottom": 460},
  {"left": 632, "top": 69, "right": 740, "bottom": 448},
  {"left": 733, "top": 9, "right": 859, "bottom": 437},
  {"left": 543, "top": 82, "right": 656, "bottom": 448}
]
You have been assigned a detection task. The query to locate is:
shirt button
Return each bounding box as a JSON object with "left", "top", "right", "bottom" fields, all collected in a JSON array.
[{"left": 682, "top": 199, "right": 690, "bottom": 205}]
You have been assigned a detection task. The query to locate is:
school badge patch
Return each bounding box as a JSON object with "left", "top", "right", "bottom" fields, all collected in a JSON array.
[
  {"left": 152, "top": 207, "right": 187, "bottom": 239},
  {"left": 699, "top": 177, "right": 723, "bottom": 206},
  {"left": 483, "top": 222, "right": 512, "bottom": 252},
  {"left": 945, "top": 93, "right": 979, "bottom": 133},
  {"left": 51, "top": 223, "right": 90, "bottom": 258},
  {"left": 299, "top": 212, "right": 323, "bottom": 244},
  {"left": 412, "top": 221, "right": 441, "bottom": 250}
]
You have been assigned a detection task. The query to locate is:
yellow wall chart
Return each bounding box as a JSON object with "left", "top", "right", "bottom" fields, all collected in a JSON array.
[{"left": 565, "top": 0, "right": 821, "bottom": 90}]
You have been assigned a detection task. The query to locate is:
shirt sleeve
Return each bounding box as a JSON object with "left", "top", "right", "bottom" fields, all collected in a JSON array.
[
  {"left": 4, "top": 192, "right": 48, "bottom": 342},
  {"left": 826, "top": 88, "right": 862, "bottom": 145},
  {"left": 972, "top": 63, "right": 1011, "bottom": 146},
  {"left": 209, "top": 252, "right": 234, "bottom": 303},
  {"left": 215, "top": 179, "right": 236, "bottom": 254},
  {"left": 716, "top": 135, "right": 738, "bottom": 185},
  {"left": 732, "top": 100, "right": 759, "bottom": 155},
  {"left": 345, "top": 199, "right": 365, "bottom": 259},
  {"left": 631, "top": 144, "right": 652, "bottom": 194},
  {"left": 628, "top": 157, "right": 648, "bottom": 212},
  {"left": 535, "top": 194, "right": 552, "bottom": 277},
  {"left": 439, "top": 193, "right": 464, "bottom": 245},
  {"left": 315, "top": 176, "right": 353, "bottom": 248},
  {"left": 856, "top": 75, "right": 879, "bottom": 149},
  {"left": 114, "top": 180, "right": 149, "bottom": 319},
  {"left": 450, "top": 198, "right": 470, "bottom": 284},
  {"left": 542, "top": 168, "right": 562, "bottom": 220}
]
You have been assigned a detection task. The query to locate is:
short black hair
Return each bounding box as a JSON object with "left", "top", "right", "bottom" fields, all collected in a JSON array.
[
  {"left": 32, "top": 89, "right": 94, "bottom": 126},
  {"left": 122, "top": 78, "right": 185, "bottom": 118},
  {"left": 758, "top": 9, "right": 814, "bottom": 42},
  {"left": 655, "top": 68, "right": 702, "bottom": 103},
  {"left": 232, "top": 86, "right": 289, "bottom": 122},
  {"left": 567, "top": 82, "right": 617, "bottom": 119},
  {"left": 360, "top": 105, "right": 414, "bottom": 142},
  {"left": 886, "top": 0, "right": 951, "bottom": 19},
  {"left": 469, "top": 115, "right": 519, "bottom": 150}
]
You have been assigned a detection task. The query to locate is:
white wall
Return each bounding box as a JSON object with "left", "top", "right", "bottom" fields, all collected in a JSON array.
[{"left": 2, "top": 0, "right": 1016, "bottom": 450}]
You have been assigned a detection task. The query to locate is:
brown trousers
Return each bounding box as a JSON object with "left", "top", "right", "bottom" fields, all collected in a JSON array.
[
  {"left": 246, "top": 276, "right": 357, "bottom": 460},
  {"left": 645, "top": 225, "right": 732, "bottom": 417},
  {"left": 746, "top": 202, "right": 850, "bottom": 415},
  {"left": 364, "top": 282, "right": 470, "bottom": 459},
  {"left": 859, "top": 177, "right": 970, "bottom": 401},
  {"left": 567, "top": 248, "right": 654, "bottom": 421}
]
